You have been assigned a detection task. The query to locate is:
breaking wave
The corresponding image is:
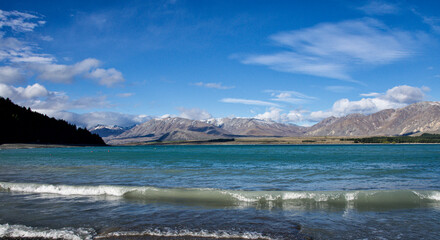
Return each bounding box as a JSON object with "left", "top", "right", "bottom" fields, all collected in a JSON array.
[
  {"left": 0, "top": 224, "right": 273, "bottom": 240},
  {"left": 1, "top": 181, "right": 439, "bottom": 209},
  {"left": 0, "top": 223, "right": 95, "bottom": 240},
  {"left": 96, "top": 228, "right": 273, "bottom": 239}
]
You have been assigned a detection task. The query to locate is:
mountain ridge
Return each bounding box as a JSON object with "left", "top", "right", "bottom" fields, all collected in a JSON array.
[{"left": 97, "top": 101, "right": 440, "bottom": 144}]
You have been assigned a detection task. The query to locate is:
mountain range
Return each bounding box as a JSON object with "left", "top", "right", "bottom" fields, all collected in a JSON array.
[{"left": 91, "top": 101, "right": 440, "bottom": 145}]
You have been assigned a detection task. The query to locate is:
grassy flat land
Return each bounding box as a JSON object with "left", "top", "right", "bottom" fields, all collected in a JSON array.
[
  {"left": 121, "top": 136, "right": 356, "bottom": 146},
  {"left": 121, "top": 134, "right": 440, "bottom": 145}
]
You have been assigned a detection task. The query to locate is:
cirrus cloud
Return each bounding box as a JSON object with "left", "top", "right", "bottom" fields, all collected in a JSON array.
[
  {"left": 357, "top": 1, "right": 399, "bottom": 15},
  {"left": 220, "top": 98, "right": 280, "bottom": 107},
  {"left": 193, "top": 82, "right": 235, "bottom": 90},
  {"left": 239, "top": 18, "right": 426, "bottom": 82}
]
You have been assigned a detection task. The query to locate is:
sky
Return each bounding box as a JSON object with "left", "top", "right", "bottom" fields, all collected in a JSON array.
[{"left": 1, "top": 0, "right": 440, "bottom": 128}]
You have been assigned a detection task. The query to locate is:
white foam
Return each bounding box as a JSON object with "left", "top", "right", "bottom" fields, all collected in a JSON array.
[
  {"left": 412, "top": 190, "right": 440, "bottom": 201},
  {"left": 0, "top": 223, "right": 94, "bottom": 240},
  {"left": 283, "top": 192, "right": 348, "bottom": 202},
  {"left": 0, "top": 182, "right": 137, "bottom": 197},
  {"left": 429, "top": 192, "right": 440, "bottom": 201},
  {"left": 344, "top": 192, "right": 359, "bottom": 201},
  {"left": 97, "top": 227, "right": 273, "bottom": 240}
]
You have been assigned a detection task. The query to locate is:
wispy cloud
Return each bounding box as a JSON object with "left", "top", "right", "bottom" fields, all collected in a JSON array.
[
  {"left": 265, "top": 90, "right": 317, "bottom": 104},
  {"left": 192, "top": 82, "right": 234, "bottom": 90},
  {"left": 242, "top": 52, "right": 351, "bottom": 81},
  {"left": 360, "top": 92, "right": 381, "bottom": 97},
  {"left": 412, "top": 8, "right": 440, "bottom": 34},
  {"left": 220, "top": 98, "right": 279, "bottom": 107},
  {"left": 0, "top": 9, "right": 43, "bottom": 32},
  {"left": 117, "top": 92, "right": 134, "bottom": 97},
  {"left": 357, "top": 1, "right": 399, "bottom": 15},
  {"left": 239, "top": 18, "right": 425, "bottom": 82},
  {"left": 325, "top": 86, "right": 355, "bottom": 93}
]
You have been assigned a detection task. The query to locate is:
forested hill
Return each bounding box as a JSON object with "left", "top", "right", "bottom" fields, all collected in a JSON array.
[{"left": 0, "top": 97, "right": 106, "bottom": 145}]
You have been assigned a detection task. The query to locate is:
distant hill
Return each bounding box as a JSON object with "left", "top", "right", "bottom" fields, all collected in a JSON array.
[
  {"left": 305, "top": 102, "right": 440, "bottom": 136},
  {"left": 94, "top": 101, "right": 440, "bottom": 145},
  {"left": 206, "top": 118, "right": 306, "bottom": 137},
  {"left": 0, "top": 97, "right": 106, "bottom": 145},
  {"left": 105, "top": 117, "right": 233, "bottom": 145},
  {"left": 89, "top": 125, "right": 131, "bottom": 138}
]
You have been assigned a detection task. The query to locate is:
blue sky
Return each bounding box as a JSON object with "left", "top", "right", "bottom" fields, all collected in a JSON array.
[{"left": 1, "top": 0, "right": 440, "bottom": 127}]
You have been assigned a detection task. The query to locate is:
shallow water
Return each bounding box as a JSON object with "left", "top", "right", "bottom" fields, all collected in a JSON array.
[{"left": 0, "top": 145, "right": 439, "bottom": 239}]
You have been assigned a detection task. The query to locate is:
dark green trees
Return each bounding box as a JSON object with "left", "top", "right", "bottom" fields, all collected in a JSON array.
[{"left": 0, "top": 97, "right": 105, "bottom": 145}]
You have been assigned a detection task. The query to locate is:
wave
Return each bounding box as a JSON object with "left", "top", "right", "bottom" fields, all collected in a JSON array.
[
  {"left": 96, "top": 228, "right": 273, "bottom": 240},
  {"left": 1, "top": 182, "right": 439, "bottom": 209},
  {"left": 0, "top": 224, "right": 272, "bottom": 240},
  {"left": 0, "top": 223, "right": 94, "bottom": 240}
]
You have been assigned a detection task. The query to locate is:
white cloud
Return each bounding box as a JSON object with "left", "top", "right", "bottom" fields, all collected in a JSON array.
[
  {"left": 309, "top": 85, "right": 427, "bottom": 121},
  {"left": 254, "top": 107, "right": 304, "bottom": 123},
  {"left": 88, "top": 68, "right": 125, "bottom": 87},
  {"left": 0, "top": 66, "right": 24, "bottom": 84},
  {"left": 0, "top": 83, "right": 48, "bottom": 100},
  {"left": 220, "top": 98, "right": 280, "bottom": 107},
  {"left": 266, "top": 90, "right": 317, "bottom": 104},
  {"left": 44, "top": 111, "right": 151, "bottom": 129},
  {"left": 0, "top": 82, "right": 111, "bottom": 114},
  {"left": 31, "top": 60, "right": 125, "bottom": 87},
  {"left": 0, "top": 33, "right": 55, "bottom": 64},
  {"left": 240, "top": 19, "right": 425, "bottom": 81},
  {"left": 193, "top": 82, "right": 234, "bottom": 90},
  {"left": 0, "top": 9, "right": 125, "bottom": 88},
  {"left": 178, "top": 107, "right": 212, "bottom": 120},
  {"left": 360, "top": 92, "right": 381, "bottom": 97},
  {"left": 358, "top": 1, "right": 399, "bottom": 15},
  {"left": 0, "top": 10, "right": 43, "bottom": 32},
  {"left": 384, "top": 85, "right": 425, "bottom": 103},
  {"left": 32, "top": 58, "right": 100, "bottom": 83}
]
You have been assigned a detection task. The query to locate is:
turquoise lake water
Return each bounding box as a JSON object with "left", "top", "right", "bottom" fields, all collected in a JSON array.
[{"left": 0, "top": 145, "right": 439, "bottom": 239}]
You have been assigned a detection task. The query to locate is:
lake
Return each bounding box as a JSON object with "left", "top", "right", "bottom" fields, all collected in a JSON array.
[{"left": 1, "top": 145, "right": 439, "bottom": 239}]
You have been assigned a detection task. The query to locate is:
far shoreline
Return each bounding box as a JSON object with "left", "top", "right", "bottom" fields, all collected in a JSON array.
[
  {"left": 0, "top": 143, "right": 107, "bottom": 150},
  {"left": 109, "top": 136, "right": 440, "bottom": 146},
  {"left": 3, "top": 135, "right": 440, "bottom": 149}
]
